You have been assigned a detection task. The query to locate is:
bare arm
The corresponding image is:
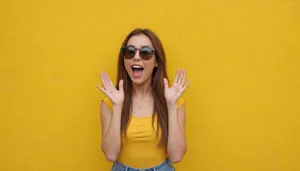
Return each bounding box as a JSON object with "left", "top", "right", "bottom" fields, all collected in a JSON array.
[
  {"left": 100, "top": 101, "right": 122, "bottom": 161},
  {"left": 164, "top": 68, "right": 190, "bottom": 163},
  {"left": 167, "top": 103, "right": 187, "bottom": 163},
  {"left": 98, "top": 72, "right": 124, "bottom": 162}
]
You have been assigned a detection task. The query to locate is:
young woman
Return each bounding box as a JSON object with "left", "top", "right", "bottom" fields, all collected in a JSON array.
[{"left": 97, "top": 28, "right": 190, "bottom": 171}]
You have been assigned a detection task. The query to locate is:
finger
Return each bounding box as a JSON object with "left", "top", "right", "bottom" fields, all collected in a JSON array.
[
  {"left": 98, "top": 85, "right": 115, "bottom": 101},
  {"left": 174, "top": 68, "right": 179, "bottom": 84},
  {"left": 103, "top": 72, "right": 110, "bottom": 86},
  {"left": 105, "top": 72, "right": 114, "bottom": 87},
  {"left": 102, "top": 72, "right": 110, "bottom": 88},
  {"left": 164, "top": 78, "right": 169, "bottom": 89},
  {"left": 179, "top": 68, "right": 185, "bottom": 86},
  {"left": 97, "top": 85, "right": 107, "bottom": 94},
  {"left": 182, "top": 79, "right": 191, "bottom": 91},
  {"left": 100, "top": 72, "right": 108, "bottom": 89},
  {"left": 119, "top": 79, "right": 124, "bottom": 93}
]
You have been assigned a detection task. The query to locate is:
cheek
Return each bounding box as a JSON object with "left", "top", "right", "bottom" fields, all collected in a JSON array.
[
  {"left": 124, "top": 59, "right": 131, "bottom": 72},
  {"left": 145, "top": 58, "right": 156, "bottom": 67},
  {"left": 144, "top": 60, "right": 156, "bottom": 73}
]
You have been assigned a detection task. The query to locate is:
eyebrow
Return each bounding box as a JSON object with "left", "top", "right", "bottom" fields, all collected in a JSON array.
[
  {"left": 141, "top": 45, "right": 154, "bottom": 48},
  {"left": 127, "top": 45, "right": 154, "bottom": 49}
]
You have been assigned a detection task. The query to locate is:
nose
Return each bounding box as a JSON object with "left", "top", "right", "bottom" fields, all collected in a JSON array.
[{"left": 132, "top": 50, "right": 141, "bottom": 61}]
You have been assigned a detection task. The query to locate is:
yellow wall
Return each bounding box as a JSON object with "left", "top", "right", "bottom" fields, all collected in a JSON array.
[{"left": 1, "top": 0, "right": 299, "bottom": 170}]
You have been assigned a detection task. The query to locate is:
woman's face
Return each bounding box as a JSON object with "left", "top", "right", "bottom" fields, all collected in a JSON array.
[{"left": 123, "top": 34, "right": 157, "bottom": 85}]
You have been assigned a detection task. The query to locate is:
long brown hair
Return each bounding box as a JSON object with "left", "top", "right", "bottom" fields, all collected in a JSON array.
[{"left": 116, "top": 28, "right": 169, "bottom": 146}]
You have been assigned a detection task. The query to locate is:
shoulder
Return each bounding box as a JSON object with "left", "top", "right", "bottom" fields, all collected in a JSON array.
[
  {"left": 177, "top": 97, "right": 185, "bottom": 109},
  {"left": 101, "top": 96, "right": 113, "bottom": 111},
  {"left": 101, "top": 96, "right": 185, "bottom": 109},
  {"left": 102, "top": 96, "right": 185, "bottom": 109}
]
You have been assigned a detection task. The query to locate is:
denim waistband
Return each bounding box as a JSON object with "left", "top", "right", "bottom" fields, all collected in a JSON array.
[{"left": 112, "top": 158, "right": 170, "bottom": 171}]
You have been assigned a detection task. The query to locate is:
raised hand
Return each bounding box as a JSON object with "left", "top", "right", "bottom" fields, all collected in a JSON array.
[
  {"left": 97, "top": 72, "right": 124, "bottom": 105},
  {"left": 164, "top": 68, "right": 190, "bottom": 105}
]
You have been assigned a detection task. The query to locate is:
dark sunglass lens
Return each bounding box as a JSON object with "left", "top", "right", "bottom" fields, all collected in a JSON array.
[
  {"left": 140, "top": 48, "right": 154, "bottom": 60},
  {"left": 123, "top": 47, "right": 136, "bottom": 58}
]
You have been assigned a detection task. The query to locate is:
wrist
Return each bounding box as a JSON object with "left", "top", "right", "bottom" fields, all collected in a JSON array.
[
  {"left": 112, "top": 103, "right": 123, "bottom": 111},
  {"left": 167, "top": 104, "right": 177, "bottom": 111}
]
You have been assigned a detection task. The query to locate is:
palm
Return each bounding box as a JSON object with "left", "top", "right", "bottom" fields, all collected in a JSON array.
[
  {"left": 97, "top": 72, "right": 124, "bottom": 105},
  {"left": 164, "top": 68, "right": 190, "bottom": 105}
]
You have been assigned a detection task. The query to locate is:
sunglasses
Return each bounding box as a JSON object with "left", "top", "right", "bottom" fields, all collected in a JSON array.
[{"left": 121, "top": 45, "right": 155, "bottom": 60}]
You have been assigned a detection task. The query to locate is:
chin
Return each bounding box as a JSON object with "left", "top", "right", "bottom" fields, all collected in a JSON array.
[
  {"left": 129, "top": 73, "right": 153, "bottom": 86},
  {"left": 130, "top": 77, "right": 146, "bottom": 85}
]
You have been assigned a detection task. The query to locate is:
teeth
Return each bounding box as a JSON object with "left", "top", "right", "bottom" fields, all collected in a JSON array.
[{"left": 132, "top": 65, "right": 143, "bottom": 69}]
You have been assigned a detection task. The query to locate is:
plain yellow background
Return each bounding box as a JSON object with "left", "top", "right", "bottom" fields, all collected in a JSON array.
[{"left": 1, "top": 0, "right": 299, "bottom": 170}]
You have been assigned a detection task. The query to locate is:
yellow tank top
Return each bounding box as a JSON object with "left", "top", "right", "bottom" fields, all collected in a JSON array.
[{"left": 102, "top": 96, "right": 184, "bottom": 168}]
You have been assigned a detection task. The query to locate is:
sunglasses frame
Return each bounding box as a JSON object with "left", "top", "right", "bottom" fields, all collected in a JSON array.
[{"left": 121, "top": 45, "right": 156, "bottom": 60}]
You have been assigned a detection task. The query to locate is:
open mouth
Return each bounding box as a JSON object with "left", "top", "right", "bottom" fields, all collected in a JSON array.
[{"left": 131, "top": 65, "right": 144, "bottom": 78}]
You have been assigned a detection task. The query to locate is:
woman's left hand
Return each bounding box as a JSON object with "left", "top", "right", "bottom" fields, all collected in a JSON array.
[{"left": 164, "top": 68, "right": 191, "bottom": 105}]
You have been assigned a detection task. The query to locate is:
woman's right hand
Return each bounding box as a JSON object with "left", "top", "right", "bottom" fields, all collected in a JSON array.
[{"left": 97, "top": 72, "right": 124, "bottom": 105}]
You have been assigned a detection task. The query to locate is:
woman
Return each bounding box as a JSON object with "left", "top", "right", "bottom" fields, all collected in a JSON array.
[{"left": 97, "top": 28, "right": 190, "bottom": 171}]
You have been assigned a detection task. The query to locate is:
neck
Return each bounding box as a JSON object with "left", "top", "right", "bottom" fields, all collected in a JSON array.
[{"left": 132, "top": 78, "right": 153, "bottom": 100}]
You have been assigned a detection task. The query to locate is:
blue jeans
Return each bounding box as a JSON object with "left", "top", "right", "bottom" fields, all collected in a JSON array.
[{"left": 111, "top": 159, "right": 175, "bottom": 171}]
